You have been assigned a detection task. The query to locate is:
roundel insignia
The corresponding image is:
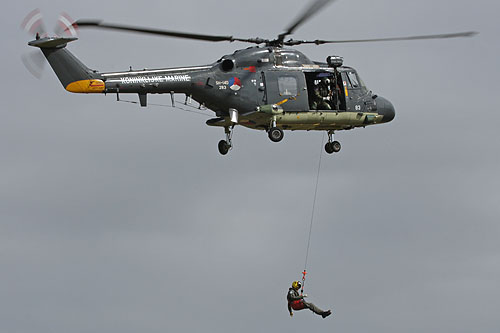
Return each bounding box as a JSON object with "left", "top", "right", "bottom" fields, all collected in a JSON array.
[{"left": 229, "top": 77, "right": 242, "bottom": 91}]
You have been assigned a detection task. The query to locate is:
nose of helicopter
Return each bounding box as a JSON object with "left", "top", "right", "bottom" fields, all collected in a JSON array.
[{"left": 377, "top": 96, "right": 396, "bottom": 123}]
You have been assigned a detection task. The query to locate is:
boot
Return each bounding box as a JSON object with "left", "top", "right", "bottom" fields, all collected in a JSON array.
[{"left": 321, "top": 310, "right": 332, "bottom": 318}]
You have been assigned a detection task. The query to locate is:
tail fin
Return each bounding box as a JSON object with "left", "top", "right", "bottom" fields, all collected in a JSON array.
[{"left": 28, "top": 37, "right": 104, "bottom": 93}]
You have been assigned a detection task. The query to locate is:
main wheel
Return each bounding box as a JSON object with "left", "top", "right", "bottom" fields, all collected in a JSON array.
[
  {"left": 325, "top": 142, "right": 335, "bottom": 154},
  {"left": 332, "top": 140, "right": 341, "bottom": 153},
  {"left": 268, "top": 127, "right": 284, "bottom": 142},
  {"left": 218, "top": 140, "right": 230, "bottom": 155}
]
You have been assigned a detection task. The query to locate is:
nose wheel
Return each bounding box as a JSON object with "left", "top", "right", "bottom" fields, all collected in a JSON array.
[
  {"left": 218, "top": 126, "right": 233, "bottom": 155},
  {"left": 325, "top": 131, "right": 341, "bottom": 154}
]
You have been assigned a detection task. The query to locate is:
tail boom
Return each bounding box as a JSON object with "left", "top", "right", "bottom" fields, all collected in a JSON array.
[
  {"left": 28, "top": 37, "right": 208, "bottom": 97},
  {"left": 29, "top": 36, "right": 104, "bottom": 93}
]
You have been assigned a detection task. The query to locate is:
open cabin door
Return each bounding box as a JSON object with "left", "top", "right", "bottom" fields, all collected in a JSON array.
[
  {"left": 305, "top": 71, "right": 346, "bottom": 111},
  {"left": 263, "top": 71, "right": 309, "bottom": 112}
]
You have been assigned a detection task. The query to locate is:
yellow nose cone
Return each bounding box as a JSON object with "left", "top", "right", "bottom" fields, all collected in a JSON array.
[{"left": 66, "top": 79, "right": 105, "bottom": 93}]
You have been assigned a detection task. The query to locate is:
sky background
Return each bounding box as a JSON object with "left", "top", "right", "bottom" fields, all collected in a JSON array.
[{"left": 1, "top": 0, "right": 499, "bottom": 332}]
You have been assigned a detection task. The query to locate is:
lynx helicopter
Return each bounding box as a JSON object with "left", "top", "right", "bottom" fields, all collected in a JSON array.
[{"left": 26, "top": 0, "right": 477, "bottom": 155}]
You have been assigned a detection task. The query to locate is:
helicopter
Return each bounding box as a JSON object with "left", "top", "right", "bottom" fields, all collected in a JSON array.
[{"left": 25, "top": 0, "right": 477, "bottom": 155}]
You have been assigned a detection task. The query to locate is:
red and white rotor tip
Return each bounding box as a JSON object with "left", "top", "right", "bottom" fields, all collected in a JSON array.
[
  {"left": 55, "top": 12, "right": 78, "bottom": 38},
  {"left": 21, "top": 9, "right": 78, "bottom": 38},
  {"left": 21, "top": 8, "right": 46, "bottom": 37}
]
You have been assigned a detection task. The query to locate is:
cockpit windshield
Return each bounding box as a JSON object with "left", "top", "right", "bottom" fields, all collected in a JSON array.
[
  {"left": 343, "top": 71, "right": 368, "bottom": 92},
  {"left": 346, "top": 72, "right": 359, "bottom": 88}
]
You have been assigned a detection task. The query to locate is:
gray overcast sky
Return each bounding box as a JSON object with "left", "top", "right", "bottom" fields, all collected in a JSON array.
[{"left": 1, "top": 0, "right": 499, "bottom": 332}]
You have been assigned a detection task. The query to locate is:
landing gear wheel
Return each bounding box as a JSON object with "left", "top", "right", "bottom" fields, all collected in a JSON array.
[
  {"left": 325, "top": 142, "right": 335, "bottom": 154},
  {"left": 218, "top": 140, "right": 230, "bottom": 155},
  {"left": 332, "top": 140, "right": 341, "bottom": 153},
  {"left": 325, "top": 141, "right": 341, "bottom": 154},
  {"left": 325, "top": 131, "right": 341, "bottom": 154},
  {"left": 218, "top": 125, "right": 234, "bottom": 155},
  {"left": 268, "top": 127, "right": 284, "bottom": 142}
]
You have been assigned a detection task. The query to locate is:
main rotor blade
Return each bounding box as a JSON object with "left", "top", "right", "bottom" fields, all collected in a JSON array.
[
  {"left": 285, "top": 31, "right": 478, "bottom": 45},
  {"left": 74, "top": 20, "right": 262, "bottom": 43},
  {"left": 281, "top": 0, "right": 336, "bottom": 39}
]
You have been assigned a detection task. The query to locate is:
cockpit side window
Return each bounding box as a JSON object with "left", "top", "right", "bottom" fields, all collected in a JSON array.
[
  {"left": 357, "top": 74, "right": 368, "bottom": 92},
  {"left": 278, "top": 76, "right": 298, "bottom": 96}
]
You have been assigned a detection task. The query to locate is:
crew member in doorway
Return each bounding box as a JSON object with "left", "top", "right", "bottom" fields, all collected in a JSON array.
[
  {"left": 287, "top": 281, "right": 331, "bottom": 318},
  {"left": 311, "top": 78, "right": 332, "bottom": 110}
]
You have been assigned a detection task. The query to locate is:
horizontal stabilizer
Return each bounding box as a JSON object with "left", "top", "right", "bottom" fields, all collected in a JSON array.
[{"left": 28, "top": 36, "right": 77, "bottom": 48}]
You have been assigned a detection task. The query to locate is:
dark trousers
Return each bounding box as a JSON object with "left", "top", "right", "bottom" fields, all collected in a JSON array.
[{"left": 303, "top": 301, "right": 325, "bottom": 315}]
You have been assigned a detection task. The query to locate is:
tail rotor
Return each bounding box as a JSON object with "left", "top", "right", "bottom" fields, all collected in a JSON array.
[
  {"left": 21, "top": 9, "right": 78, "bottom": 79},
  {"left": 54, "top": 12, "right": 79, "bottom": 38}
]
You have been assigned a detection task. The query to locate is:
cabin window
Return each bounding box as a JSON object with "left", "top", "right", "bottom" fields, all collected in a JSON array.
[{"left": 278, "top": 76, "right": 298, "bottom": 96}]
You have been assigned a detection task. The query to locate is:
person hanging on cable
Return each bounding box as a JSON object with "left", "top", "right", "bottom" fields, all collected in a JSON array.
[{"left": 287, "top": 280, "right": 331, "bottom": 318}]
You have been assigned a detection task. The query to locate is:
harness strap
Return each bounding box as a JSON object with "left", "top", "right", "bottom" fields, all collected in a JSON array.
[{"left": 290, "top": 300, "right": 305, "bottom": 311}]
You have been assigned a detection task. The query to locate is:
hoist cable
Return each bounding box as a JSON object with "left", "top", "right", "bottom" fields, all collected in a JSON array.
[{"left": 301, "top": 132, "right": 325, "bottom": 293}]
